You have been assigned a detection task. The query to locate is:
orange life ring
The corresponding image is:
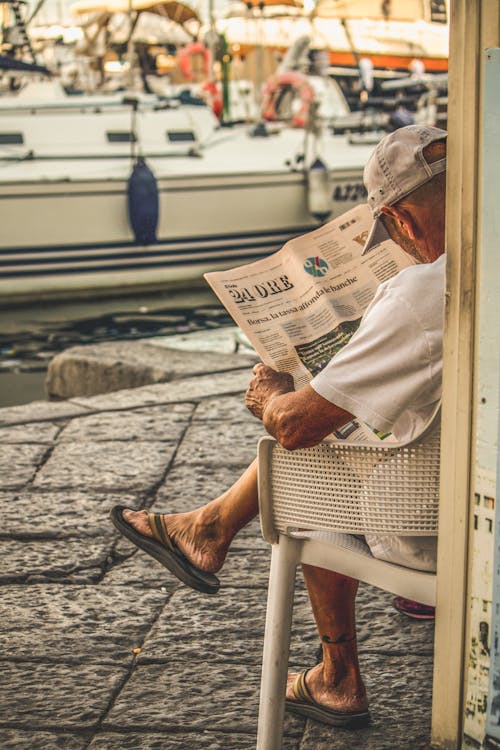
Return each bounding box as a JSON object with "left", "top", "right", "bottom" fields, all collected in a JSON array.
[
  {"left": 178, "top": 42, "right": 211, "bottom": 81},
  {"left": 261, "top": 71, "right": 315, "bottom": 128}
]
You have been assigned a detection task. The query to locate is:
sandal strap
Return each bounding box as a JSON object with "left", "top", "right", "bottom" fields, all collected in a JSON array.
[
  {"left": 292, "top": 669, "right": 314, "bottom": 704},
  {"left": 148, "top": 513, "right": 175, "bottom": 552}
]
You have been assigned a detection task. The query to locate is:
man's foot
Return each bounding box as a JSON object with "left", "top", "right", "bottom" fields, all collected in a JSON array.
[
  {"left": 110, "top": 505, "right": 221, "bottom": 595},
  {"left": 286, "top": 663, "right": 368, "bottom": 714},
  {"left": 285, "top": 664, "right": 369, "bottom": 727},
  {"left": 121, "top": 508, "right": 228, "bottom": 574}
]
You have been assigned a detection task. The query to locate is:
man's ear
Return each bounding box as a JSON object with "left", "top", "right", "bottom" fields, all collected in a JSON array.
[{"left": 381, "top": 205, "right": 417, "bottom": 241}]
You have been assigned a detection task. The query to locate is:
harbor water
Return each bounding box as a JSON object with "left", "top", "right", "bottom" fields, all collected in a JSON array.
[{"left": 0, "top": 287, "right": 233, "bottom": 408}]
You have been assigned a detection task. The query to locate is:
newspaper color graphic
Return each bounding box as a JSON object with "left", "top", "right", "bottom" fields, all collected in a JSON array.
[{"left": 304, "top": 257, "right": 329, "bottom": 277}]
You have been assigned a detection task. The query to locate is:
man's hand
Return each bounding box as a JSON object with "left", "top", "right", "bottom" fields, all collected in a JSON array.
[{"left": 246, "top": 363, "right": 295, "bottom": 420}]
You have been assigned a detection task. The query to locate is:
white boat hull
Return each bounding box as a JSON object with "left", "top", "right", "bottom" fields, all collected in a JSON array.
[
  {"left": 1, "top": 166, "right": 369, "bottom": 299},
  {"left": 0, "top": 91, "right": 375, "bottom": 300}
]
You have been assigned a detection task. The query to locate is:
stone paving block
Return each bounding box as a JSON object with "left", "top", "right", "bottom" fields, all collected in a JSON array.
[
  {"left": 32, "top": 442, "right": 176, "bottom": 491},
  {"left": 135, "top": 584, "right": 314, "bottom": 669},
  {"left": 0, "top": 400, "right": 90, "bottom": 427},
  {"left": 0, "top": 538, "right": 112, "bottom": 582},
  {"left": 71, "top": 371, "right": 250, "bottom": 412},
  {"left": 137, "top": 586, "right": 266, "bottom": 666},
  {"left": 112, "top": 535, "right": 141, "bottom": 557},
  {"left": 299, "top": 653, "right": 433, "bottom": 750},
  {"left": 356, "top": 584, "right": 434, "bottom": 655},
  {"left": 3, "top": 490, "right": 139, "bottom": 538},
  {"left": 101, "top": 551, "right": 181, "bottom": 590},
  {"left": 0, "top": 662, "right": 128, "bottom": 729},
  {"left": 0, "top": 444, "right": 50, "bottom": 489},
  {"left": 0, "top": 422, "right": 62, "bottom": 444},
  {"left": 0, "top": 490, "right": 17, "bottom": 507},
  {"left": 0, "top": 729, "right": 87, "bottom": 750},
  {"left": 193, "top": 395, "right": 256, "bottom": 423},
  {"left": 58, "top": 405, "right": 193, "bottom": 443},
  {"left": 155, "top": 463, "right": 251, "bottom": 508},
  {"left": 0, "top": 584, "right": 169, "bottom": 662},
  {"left": 103, "top": 661, "right": 303, "bottom": 738},
  {"left": 88, "top": 730, "right": 300, "bottom": 750},
  {"left": 174, "top": 422, "right": 264, "bottom": 467},
  {"left": 219, "top": 547, "right": 271, "bottom": 588}
]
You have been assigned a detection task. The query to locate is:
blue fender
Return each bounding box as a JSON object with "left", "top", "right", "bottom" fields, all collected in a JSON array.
[{"left": 127, "top": 157, "right": 159, "bottom": 245}]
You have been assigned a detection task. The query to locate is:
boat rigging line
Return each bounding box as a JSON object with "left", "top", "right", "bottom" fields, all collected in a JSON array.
[{"left": 4, "top": 0, "right": 37, "bottom": 64}]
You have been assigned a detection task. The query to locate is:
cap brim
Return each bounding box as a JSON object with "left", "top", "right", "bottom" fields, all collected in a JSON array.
[{"left": 362, "top": 216, "right": 390, "bottom": 255}]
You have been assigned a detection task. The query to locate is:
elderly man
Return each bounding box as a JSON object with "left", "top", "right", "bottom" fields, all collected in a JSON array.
[{"left": 111, "top": 124, "right": 447, "bottom": 728}]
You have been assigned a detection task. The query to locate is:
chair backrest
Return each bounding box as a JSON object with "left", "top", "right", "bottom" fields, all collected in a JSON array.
[{"left": 258, "top": 407, "right": 441, "bottom": 545}]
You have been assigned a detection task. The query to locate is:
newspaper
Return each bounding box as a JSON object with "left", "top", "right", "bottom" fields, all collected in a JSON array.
[{"left": 205, "top": 203, "right": 414, "bottom": 442}]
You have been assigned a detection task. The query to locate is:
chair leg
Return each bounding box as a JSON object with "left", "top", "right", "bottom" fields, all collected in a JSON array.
[{"left": 256, "top": 535, "right": 300, "bottom": 750}]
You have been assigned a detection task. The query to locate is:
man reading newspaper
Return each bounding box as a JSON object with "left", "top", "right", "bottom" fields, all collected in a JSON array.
[{"left": 111, "top": 124, "right": 447, "bottom": 728}]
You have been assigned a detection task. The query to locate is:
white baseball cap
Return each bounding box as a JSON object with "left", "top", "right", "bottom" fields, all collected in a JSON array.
[{"left": 362, "top": 124, "right": 447, "bottom": 254}]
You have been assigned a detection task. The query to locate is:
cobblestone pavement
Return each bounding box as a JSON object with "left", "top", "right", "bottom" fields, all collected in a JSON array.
[{"left": 0, "top": 361, "right": 435, "bottom": 750}]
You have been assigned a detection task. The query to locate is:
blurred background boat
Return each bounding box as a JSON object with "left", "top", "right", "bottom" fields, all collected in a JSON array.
[
  {"left": 0, "top": 0, "right": 449, "bottom": 301},
  {"left": 0, "top": 76, "right": 375, "bottom": 300}
]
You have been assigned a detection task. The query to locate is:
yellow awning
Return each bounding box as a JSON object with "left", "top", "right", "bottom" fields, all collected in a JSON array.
[
  {"left": 313, "top": 0, "right": 431, "bottom": 22},
  {"left": 70, "top": 0, "right": 200, "bottom": 25}
]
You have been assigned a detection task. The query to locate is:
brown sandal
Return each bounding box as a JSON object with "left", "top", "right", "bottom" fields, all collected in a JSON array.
[
  {"left": 286, "top": 669, "right": 370, "bottom": 728},
  {"left": 110, "top": 505, "right": 220, "bottom": 595}
]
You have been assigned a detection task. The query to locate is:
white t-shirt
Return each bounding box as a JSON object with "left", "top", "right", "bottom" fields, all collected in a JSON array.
[{"left": 310, "top": 254, "right": 445, "bottom": 572}]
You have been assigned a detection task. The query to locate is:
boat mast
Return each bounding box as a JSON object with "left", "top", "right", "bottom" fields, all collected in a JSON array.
[
  {"left": 4, "top": 0, "right": 37, "bottom": 64},
  {"left": 126, "top": 0, "right": 137, "bottom": 88},
  {"left": 208, "top": 0, "right": 216, "bottom": 64}
]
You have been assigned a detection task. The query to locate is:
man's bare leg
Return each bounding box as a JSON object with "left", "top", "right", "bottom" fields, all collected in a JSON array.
[
  {"left": 123, "top": 461, "right": 367, "bottom": 712},
  {"left": 122, "top": 458, "right": 259, "bottom": 573},
  {"left": 287, "top": 565, "right": 368, "bottom": 713}
]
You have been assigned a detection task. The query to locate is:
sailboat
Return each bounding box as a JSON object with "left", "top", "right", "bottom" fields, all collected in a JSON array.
[{"left": 0, "top": 74, "right": 374, "bottom": 300}]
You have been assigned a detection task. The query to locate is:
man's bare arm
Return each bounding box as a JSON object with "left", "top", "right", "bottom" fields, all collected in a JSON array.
[{"left": 246, "top": 364, "right": 354, "bottom": 450}]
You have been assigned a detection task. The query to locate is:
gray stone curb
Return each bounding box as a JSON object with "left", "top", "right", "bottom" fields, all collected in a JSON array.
[{"left": 46, "top": 340, "right": 258, "bottom": 400}]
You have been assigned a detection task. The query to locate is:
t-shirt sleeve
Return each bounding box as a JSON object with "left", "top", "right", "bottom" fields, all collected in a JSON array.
[{"left": 310, "top": 288, "right": 438, "bottom": 432}]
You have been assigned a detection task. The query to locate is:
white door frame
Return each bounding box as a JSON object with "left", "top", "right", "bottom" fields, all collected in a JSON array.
[{"left": 432, "top": 2, "right": 500, "bottom": 748}]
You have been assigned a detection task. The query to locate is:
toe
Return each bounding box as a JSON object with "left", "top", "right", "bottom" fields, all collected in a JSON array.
[
  {"left": 122, "top": 509, "right": 153, "bottom": 537},
  {"left": 286, "top": 672, "right": 300, "bottom": 701}
]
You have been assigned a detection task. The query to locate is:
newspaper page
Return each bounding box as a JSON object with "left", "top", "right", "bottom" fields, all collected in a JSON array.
[{"left": 205, "top": 203, "right": 414, "bottom": 442}]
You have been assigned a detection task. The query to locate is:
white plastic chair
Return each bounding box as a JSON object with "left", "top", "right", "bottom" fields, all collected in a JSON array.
[{"left": 255, "top": 408, "right": 441, "bottom": 750}]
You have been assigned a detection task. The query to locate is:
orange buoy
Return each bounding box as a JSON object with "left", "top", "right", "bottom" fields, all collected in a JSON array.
[
  {"left": 178, "top": 42, "right": 211, "bottom": 82},
  {"left": 261, "top": 71, "right": 315, "bottom": 128}
]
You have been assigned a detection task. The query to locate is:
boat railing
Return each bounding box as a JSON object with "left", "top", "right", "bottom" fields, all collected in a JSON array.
[{"left": 0, "top": 93, "right": 185, "bottom": 114}]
